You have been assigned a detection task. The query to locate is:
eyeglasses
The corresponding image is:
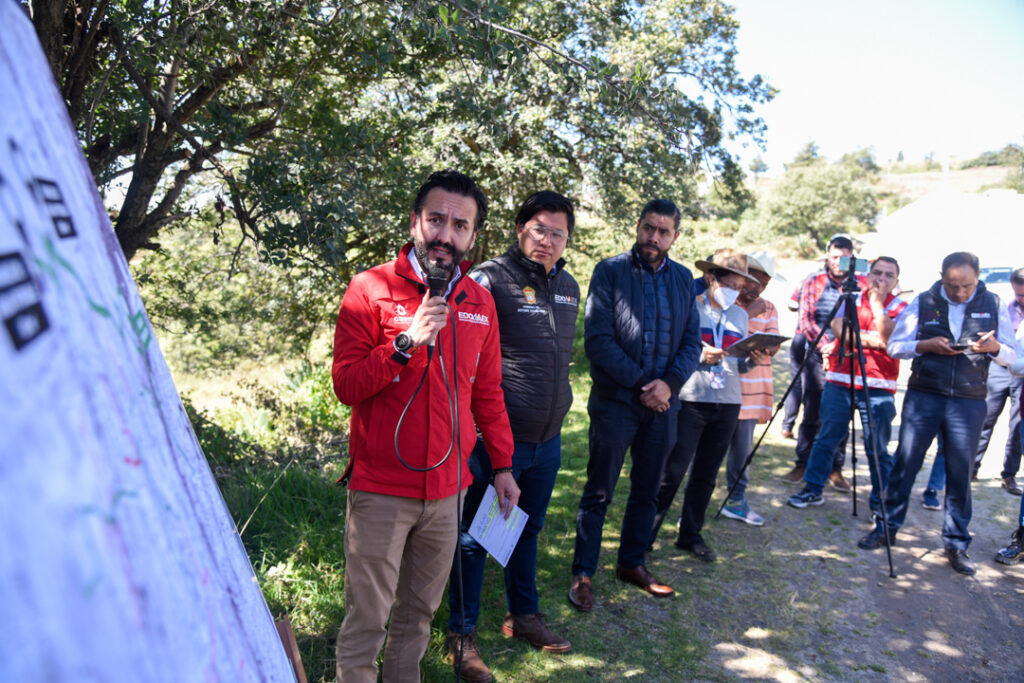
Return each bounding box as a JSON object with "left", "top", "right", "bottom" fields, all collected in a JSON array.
[{"left": 525, "top": 225, "right": 569, "bottom": 243}]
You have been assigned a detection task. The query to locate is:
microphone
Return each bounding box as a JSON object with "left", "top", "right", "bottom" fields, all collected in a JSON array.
[{"left": 426, "top": 266, "right": 448, "bottom": 355}]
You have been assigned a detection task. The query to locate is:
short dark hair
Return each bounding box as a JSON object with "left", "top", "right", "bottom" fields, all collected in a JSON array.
[
  {"left": 1011, "top": 267, "right": 1024, "bottom": 286},
  {"left": 638, "top": 198, "right": 681, "bottom": 231},
  {"left": 827, "top": 235, "right": 854, "bottom": 252},
  {"left": 515, "top": 191, "right": 575, "bottom": 234},
  {"left": 941, "top": 251, "right": 980, "bottom": 276},
  {"left": 412, "top": 169, "right": 488, "bottom": 231},
  {"left": 871, "top": 256, "right": 900, "bottom": 275}
]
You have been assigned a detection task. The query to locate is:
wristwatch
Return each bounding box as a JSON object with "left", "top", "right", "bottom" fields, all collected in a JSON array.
[{"left": 393, "top": 332, "right": 414, "bottom": 353}]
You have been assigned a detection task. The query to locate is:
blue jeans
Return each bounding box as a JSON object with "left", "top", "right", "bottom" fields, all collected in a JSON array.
[
  {"left": 783, "top": 332, "right": 807, "bottom": 432},
  {"left": 794, "top": 347, "right": 848, "bottom": 469},
  {"left": 803, "top": 383, "right": 896, "bottom": 512},
  {"left": 448, "top": 435, "right": 562, "bottom": 633},
  {"left": 876, "top": 390, "right": 987, "bottom": 550},
  {"left": 573, "top": 393, "right": 679, "bottom": 575},
  {"left": 925, "top": 433, "right": 946, "bottom": 492},
  {"left": 927, "top": 366, "right": 1024, "bottom": 489},
  {"left": 726, "top": 418, "right": 757, "bottom": 502}
]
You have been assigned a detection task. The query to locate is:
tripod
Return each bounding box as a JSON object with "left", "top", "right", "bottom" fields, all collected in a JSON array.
[{"left": 716, "top": 265, "right": 897, "bottom": 578}]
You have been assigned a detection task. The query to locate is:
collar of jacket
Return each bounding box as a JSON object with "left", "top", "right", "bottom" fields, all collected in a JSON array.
[
  {"left": 395, "top": 242, "right": 475, "bottom": 294},
  {"left": 927, "top": 277, "right": 988, "bottom": 303},
  {"left": 506, "top": 241, "right": 564, "bottom": 277}
]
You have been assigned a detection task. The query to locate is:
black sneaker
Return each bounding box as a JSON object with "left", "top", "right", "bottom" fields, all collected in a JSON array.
[
  {"left": 675, "top": 539, "right": 716, "bottom": 562},
  {"left": 858, "top": 528, "right": 896, "bottom": 550},
  {"left": 787, "top": 489, "right": 824, "bottom": 509},
  {"left": 995, "top": 527, "right": 1024, "bottom": 565}
]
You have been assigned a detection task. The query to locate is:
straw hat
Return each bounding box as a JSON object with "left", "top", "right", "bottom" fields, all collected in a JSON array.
[{"left": 694, "top": 248, "right": 760, "bottom": 284}]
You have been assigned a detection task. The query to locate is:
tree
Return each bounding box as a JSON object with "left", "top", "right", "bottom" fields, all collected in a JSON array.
[
  {"left": 840, "top": 147, "right": 880, "bottom": 175},
  {"left": 757, "top": 161, "right": 878, "bottom": 250},
  {"left": 788, "top": 141, "right": 821, "bottom": 168},
  {"left": 29, "top": 0, "right": 773, "bottom": 277},
  {"left": 748, "top": 156, "right": 768, "bottom": 181}
]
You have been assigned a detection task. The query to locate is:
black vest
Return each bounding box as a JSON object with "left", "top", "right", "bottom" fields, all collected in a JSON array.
[
  {"left": 909, "top": 280, "right": 999, "bottom": 399},
  {"left": 473, "top": 243, "right": 580, "bottom": 443}
]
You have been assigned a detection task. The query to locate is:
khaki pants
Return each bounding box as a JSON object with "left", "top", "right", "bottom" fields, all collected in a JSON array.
[{"left": 336, "top": 489, "right": 459, "bottom": 683}]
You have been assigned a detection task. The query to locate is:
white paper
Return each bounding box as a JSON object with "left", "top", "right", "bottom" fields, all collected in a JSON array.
[
  {"left": 468, "top": 485, "right": 529, "bottom": 567},
  {"left": 0, "top": 7, "right": 294, "bottom": 681}
]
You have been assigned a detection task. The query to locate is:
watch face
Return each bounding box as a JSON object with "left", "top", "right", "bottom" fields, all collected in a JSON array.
[{"left": 395, "top": 332, "right": 413, "bottom": 352}]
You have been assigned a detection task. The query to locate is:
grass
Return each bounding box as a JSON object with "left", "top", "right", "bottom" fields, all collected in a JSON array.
[
  {"left": 195, "top": 351, "right": 819, "bottom": 682},
  {"left": 192, "top": 336, "right": 1024, "bottom": 682}
]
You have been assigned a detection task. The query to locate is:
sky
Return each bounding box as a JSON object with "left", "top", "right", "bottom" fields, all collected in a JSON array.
[{"left": 726, "top": 0, "right": 1024, "bottom": 173}]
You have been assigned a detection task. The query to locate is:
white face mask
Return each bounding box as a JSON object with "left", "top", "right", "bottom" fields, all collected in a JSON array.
[{"left": 713, "top": 285, "right": 740, "bottom": 309}]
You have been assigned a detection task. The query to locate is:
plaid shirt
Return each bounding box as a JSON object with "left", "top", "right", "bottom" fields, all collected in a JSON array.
[{"left": 796, "top": 270, "right": 867, "bottom": 350}]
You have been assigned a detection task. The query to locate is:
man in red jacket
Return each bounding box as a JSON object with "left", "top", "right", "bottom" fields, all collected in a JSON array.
[{"left": 332, "top": 170, "right": 520, "bottom": 682}]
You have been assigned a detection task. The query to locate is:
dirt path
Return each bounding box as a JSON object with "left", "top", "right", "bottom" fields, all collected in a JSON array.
[{"left": 684, "top": 419, "right": 1024, "bottom": 682}]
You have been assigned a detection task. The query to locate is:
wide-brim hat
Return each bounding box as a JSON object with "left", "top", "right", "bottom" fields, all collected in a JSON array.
[
  {"left": 747, "top": 250, "right": 787, "bottom": 282},
  {"left": 694, "top": 248, "right": 760, "bottom": 284}
]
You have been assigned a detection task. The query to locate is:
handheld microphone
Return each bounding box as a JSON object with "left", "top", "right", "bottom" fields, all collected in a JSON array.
[{"left": 426, "top": 266, "right": 448, "bottom": 354}]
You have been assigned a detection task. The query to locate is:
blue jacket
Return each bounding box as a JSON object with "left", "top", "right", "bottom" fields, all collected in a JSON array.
[{"left": 584, "top": 245, "right": 702, "bottom": 404}]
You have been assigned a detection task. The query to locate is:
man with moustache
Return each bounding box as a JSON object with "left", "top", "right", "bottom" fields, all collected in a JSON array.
[
  {"left": 859, "top": 252, "right": 1016, "bottom": 575},
  {"left": 445, "top": 191, "right": 579, "bottom": 682},
  {"left": 567, "top": 199, "right": 701, "bottom": 609},
  {"left": 332, "top": 170, "right": 520, "bottom": 682},
  {"left": 787, "top": 257, "right": 906, "bottom": 514}
]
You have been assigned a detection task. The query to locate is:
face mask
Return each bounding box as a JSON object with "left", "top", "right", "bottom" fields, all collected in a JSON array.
[{"left": 713, "top": 285, "right": 740, "bottom": 309}]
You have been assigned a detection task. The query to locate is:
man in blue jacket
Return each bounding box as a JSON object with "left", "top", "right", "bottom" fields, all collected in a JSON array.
[{"left": 568, "top": 199, "right": 701, "bottom": 610}]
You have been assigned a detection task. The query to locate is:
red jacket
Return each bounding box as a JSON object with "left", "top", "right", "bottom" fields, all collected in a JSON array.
[
  {"left": 826, "top": 292, "right": 907, "bottom": 393},
  {"left": 332, "top": 244, "right": 514, "bottom": 500}
]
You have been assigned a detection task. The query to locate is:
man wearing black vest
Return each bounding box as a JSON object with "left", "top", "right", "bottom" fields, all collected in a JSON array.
[
  {"left": 446, "top": 191, "right": 579, "bottom": 682},
  {"left": 568, "top": 199, "right": 701, "bottom": 610},
  {"left": 859, "top": 252, "right": 1017, "bottom": 575}
]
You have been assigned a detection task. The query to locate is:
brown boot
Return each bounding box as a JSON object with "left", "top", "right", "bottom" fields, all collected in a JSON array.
[
  {"left": 568, "top": 574, "right": 593, "bottom": 611},
  {"left": 781, "top": 465, "right": 805, "bottom": 483},
  {"left": 828, "top": 469, "right": 852, "bottom": 493},
  {"left": 501, "top": 612, "right": 571, "bottom": 653},
  {"left": 445, "top": 630, "right": 493, "bottom": 683}
]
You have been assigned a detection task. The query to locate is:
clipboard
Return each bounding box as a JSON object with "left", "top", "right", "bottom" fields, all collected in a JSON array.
[{"left": 725, "top": 332, "right": 790, "bottom": 357}]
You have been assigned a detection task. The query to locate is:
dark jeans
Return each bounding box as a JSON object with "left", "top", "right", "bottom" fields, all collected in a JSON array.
[
  {"left": 651, "top": 401, "right": 741, "bottom": 547},
  {"left": 876, "top": 390, "right": 987, "bottom": 550},
  {"left": 794, "top": 347, "right": 848, "bottom": 469},
  {"left": 725, "top": 418, "right": 757, "bottom": 502},
  {"left": 783, "top": 332, "right": 807, "bottom": 432},
  {"left": 572, "top": 393, "right": 679, "bottom": 575},
  {"left": 803, "top": 383, "right": 896, "bottom": 512},
  {"left": 925, "top": 365, "right": 1022, "bottom": 489},
  {"left": 448, "top": 435, "right": 562, "bottom": 633}
]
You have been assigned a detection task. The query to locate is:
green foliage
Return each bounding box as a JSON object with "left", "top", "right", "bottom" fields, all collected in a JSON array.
[
  {"left": 132, "top": 213, "right": 336, "bottom": 374},
  {"left": 788, "top": 141, "right": 821, "bottom": 168},
  {"left": 753, "top": 155, "right": 878, "bottom": 254},
  {"left": 36, "top": 0, "right": 774, "bottom": 279},
  {"left": 959, "top": 143, "right": 1024, "bottom": 169}
]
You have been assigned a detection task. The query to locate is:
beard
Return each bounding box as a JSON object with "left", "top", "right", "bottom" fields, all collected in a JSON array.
[
  {"left": 414, "top": 238, "right": 466, "bottom": 275},
  {"left": 637, "top": 241, "right": 669, "bottom": 265}
]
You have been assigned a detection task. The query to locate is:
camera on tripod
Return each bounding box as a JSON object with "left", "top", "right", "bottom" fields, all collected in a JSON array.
[
  {"left": 838, "top": 255, "right": 869, "bottom": 274},
  {"left": 838, "top": 255, "right": 868, "bottom": 292}
]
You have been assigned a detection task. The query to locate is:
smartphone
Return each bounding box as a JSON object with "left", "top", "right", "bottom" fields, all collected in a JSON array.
[{"left": 950, "top": 342, "right": 971, "bottom": 351}]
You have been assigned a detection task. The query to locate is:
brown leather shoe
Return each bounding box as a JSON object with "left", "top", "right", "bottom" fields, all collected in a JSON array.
[
  {"left": 828, "top": 469, "right": 852, "bottom": 493},
  {"left": 1002, "top": 476, "right": 1023, "bottom": 495},
  {"left": 501, "top": 612, "right": 571, "bottom": 653},
  {"left": 615, "top": 564, "right": 674, "bottom": 597},
  {"left": 781, "top": 428, "right": 795, "bottom": 439},
  {"left": 568, "top": 574, "right": 592, "bottom": 612},
  {"left": 445, "top": 630, "right": 493, "bottom": 683},
  {"left": 781, "top": 465, "right": 805, "bottom": 483}
]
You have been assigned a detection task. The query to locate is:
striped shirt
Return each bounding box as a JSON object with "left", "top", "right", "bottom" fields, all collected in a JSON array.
[{"left": 739, "top": 299, "right": 780, "bottom": 422}]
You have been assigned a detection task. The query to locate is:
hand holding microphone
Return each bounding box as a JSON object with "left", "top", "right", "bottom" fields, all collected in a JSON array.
[{"left": 406, "top": 271, "right": 449, "bottom": 351}]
